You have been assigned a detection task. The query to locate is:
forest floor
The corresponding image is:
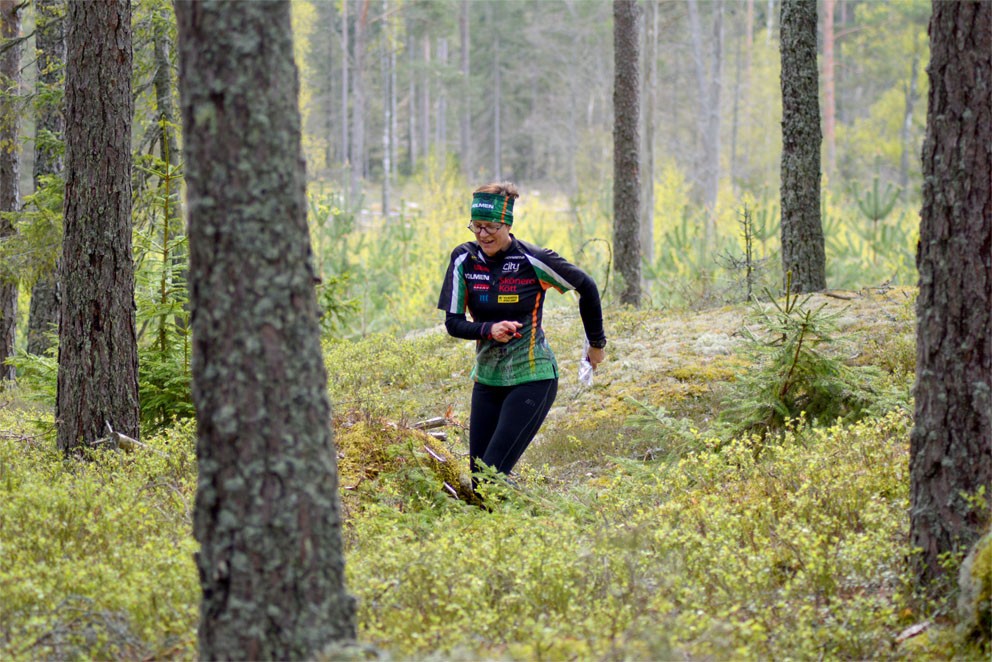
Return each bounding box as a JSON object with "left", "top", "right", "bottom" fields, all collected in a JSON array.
[{"left": 5, "top": 285, "right": 989, "bottom": 661}]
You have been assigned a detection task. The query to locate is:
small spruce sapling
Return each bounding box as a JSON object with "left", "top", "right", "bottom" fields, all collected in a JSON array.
[{"left": 719, "top": 272, "right": 878, "bottom": 440}]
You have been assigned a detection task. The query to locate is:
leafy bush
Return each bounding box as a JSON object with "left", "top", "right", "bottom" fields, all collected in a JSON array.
[
  {"left": 0, "top": 416, "right": 198, "bottom": 660},
  {"left": 2, "top": 285, "right": 977, "bottom": 661},
  {"left": 344, "top": 411, "right": 921, "bottom": 660},
  {"left": 324, "top": 331, "right": 472, "bottom": 421}
]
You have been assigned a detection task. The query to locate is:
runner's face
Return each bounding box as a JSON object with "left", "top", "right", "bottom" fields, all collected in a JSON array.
[{"left": 471, "top": 221, "right": 511, "bottom": 255}]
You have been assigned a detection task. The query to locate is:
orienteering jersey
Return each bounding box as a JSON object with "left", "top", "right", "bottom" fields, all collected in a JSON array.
[{"left": 437, "top": 236, "right": 606, "bottom": 386}]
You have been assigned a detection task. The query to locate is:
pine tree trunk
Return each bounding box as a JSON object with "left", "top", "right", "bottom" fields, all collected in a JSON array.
[
  {"left": 779, "top": 0, "right": 826, "bottom": 293},
  {"left": 911, "top": 0, "right": 992, "bottom": 585},
  {"left": 822, "top": 0, "right": 836, "bottom": 175},
  {"left": 900, "top": 50, "right": 920, "bottom": 203},
  {"left": 687, "top": 0, "right": 723, "bottom": 243},
  {"left": 493, "top": 31, "right": 501, "bottom": 177},
  {"left": 420, "top": 34, "right": 430, "bottom": 162},
  {"left": 26, "top": 0, "right": 65, "bottom": 358},
  {"left": 340, "top": 0, "right": 350, "bottom": 195},
  {"left": 381, "top": 0, "right": 392, "bottom": 219},
  {"left": 58, "top": 0, "right": 139, "bottom": 452},
  {"left": 350, "top": 0, "right": 368, "bottom": 203},
  {"left": 0, "top": 0, "right": 21, "bottom": 381},
  {"left": 459, "top": 0, "right": 471, "bottom": 177},
  {"left": 437, "top": 36, "right": 448, "bottom": 167},
  {"left": 640, "top": 0, "right": 656, "bottom": 265},
  {"left": 175, "top": 2, "right": 357, "bottom": 657},
  {"left": 613, "top": 0, "right": 642, "bottom": 307}
]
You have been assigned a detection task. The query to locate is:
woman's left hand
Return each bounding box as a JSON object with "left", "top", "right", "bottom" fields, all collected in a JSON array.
[{"left": 586, "top": 346, "right": 606, "bottom": 369}]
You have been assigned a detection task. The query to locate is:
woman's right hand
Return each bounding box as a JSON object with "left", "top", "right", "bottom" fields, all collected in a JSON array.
[{"left": 491, "top": 320, "right": 523, "bottom": 343}]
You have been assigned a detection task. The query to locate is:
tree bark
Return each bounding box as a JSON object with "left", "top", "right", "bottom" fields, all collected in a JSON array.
[
  {"left": 687, "top": 0, "right": 724, "bottom": 244},
  {"left": 381, "top": 0, "right": 392, "bottom": 218},
  {"left": 822, "top": 0, "right": 836, "bottom": 175},
  {"left": 152, "top": 8, "right": 180, "bottom": 177},
  {"left": 350, "top": 0, "right": 368, "bottom": 203},
  {"left": 640, "top": 0, "right": 656, "bottom": 265},
  {"left": 341, "top": 0, "right": 350, "bottom": 187},
  {"left": 0, "top": 0, "right": 21, "bottom": 381},
  {"left": 613, "top": 0, "right": 642, "bottom": 307},
  {"left": 493, "top": 29, "right": 501, "bottom": 177},
  {"left": 779, "top": 0, "right": 826, "bottom": 293},
  {"left": 911, "top": 0, "right": 992, "bottom": 585},
  {"left": 420, "top": 33, "right": 430, "bottom": 163},
  {"left": 436, "top": 36, "right": 448, "bottom": 168},
  {"left": 26, "top": 0, "right": 65, "bottom": 358},
  {"left": 175, "top": 1, "right": 357, "bottom": 657},
  {"left": 459, "top": 0, "right": 471, "bottom": 177},
  {"left": 899, "top": 47, "right": 921, "bottom": 203},
  {"left": 58, "top": 0, "right": 139, "bottom": 452}
]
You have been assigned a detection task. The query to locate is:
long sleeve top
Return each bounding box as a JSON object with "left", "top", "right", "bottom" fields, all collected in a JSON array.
[{"left": 437, "top": 236, "right": 606, "bottom": 386}]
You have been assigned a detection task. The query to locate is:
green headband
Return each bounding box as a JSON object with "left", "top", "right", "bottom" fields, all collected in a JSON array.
[{"left": 470, "top": 192, "right": 514, "bottom": 226}]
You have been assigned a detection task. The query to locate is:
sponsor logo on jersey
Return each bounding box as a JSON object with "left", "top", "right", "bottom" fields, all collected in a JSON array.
[
  {"left": 472, "top": 283, "right": 488, "bottom": 291},
  {"left": 498, "top": 294, "right": 519, "bottom": 304},
  {"left": 501, "top": 277, "right": 536, "bottom": 286},
  {"left": 502, "top": 261, "right": 520, "bottom": 273},
  {"left": 465, "top": 273, "right": 489, "bottom": 281},
  {"left": 473, "top": 264, "right": 490, "bottom": 272}
]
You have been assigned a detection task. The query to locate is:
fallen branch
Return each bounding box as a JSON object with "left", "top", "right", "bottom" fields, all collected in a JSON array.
[
  {"left": 423, "top": 445, "right": 446, "bottom": 463},
  {"left": 413, "top": 416, "right": 447, "bottom": 430}
]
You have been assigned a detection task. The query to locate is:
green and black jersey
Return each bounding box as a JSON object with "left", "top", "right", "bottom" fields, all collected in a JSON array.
[{"left": 437, "top": 236, "right": 606, "bottom": 387}]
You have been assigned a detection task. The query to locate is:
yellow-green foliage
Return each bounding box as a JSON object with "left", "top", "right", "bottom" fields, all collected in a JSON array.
[
  {"left": 2, "top": 286, "right": 976, "bottom": 661},
  {"left": 324, "top": 331, "right": 473, "bottom": 421},
  {"left": 334, "top": 416, "right": 475, "bottom": 517},
  {"left": 345, "top": 411, "right": 918, "bottom": 660},
  {"left": 0, "top": 415, "right": 198, "bottom": 661}
]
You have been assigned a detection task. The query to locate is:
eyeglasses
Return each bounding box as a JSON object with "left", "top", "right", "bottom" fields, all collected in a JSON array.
[{"left": 467, "top": 222, "right": 504, "bottom": 236}]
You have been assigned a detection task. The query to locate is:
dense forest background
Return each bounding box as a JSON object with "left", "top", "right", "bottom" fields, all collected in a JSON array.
[{"left": 5, "top": 0, "right": 930, "bottom": 349}]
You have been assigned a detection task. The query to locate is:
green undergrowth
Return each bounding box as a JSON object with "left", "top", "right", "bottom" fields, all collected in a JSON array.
[
  {"left": 345, "top": 411, "right": 925, "bottom": 660},
  {"left": 2, "top": 287, "right": 985, "bottom": 660},
  {"left": 0, "top": 412, "right": 199, "bottom": 660}
]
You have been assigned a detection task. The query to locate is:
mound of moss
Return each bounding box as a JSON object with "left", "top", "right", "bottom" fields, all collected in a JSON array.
[{"left": 959, "top": 527, "right": 992, "bottom": 645}]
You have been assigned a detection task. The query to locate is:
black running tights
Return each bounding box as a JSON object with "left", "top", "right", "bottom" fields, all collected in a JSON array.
[{"left": 469, "top": 378, "right": 558, "bottom": 476}]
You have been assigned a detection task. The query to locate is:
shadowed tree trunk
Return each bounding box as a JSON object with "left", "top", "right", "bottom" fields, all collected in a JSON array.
[
  {"left": 779, "top": 0, "right": 825, "bottom": 293},
  {"left": 175, "top": 1, "right": 357, "bottom": 657},
  {"left": 26, "top": 0, "right": 65, "bottom": 357},
  {"left": 0, "top": 0, "right": 21, "bottom": 381},
  {"left": 57, "top": 0, "right": 139, "bottom": 452},
  {"left": 613, "top": 0, "right": 641, "bottom": 307},
  {"left": 911, "top": 0, "right": 991, "bottom": 585}
]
